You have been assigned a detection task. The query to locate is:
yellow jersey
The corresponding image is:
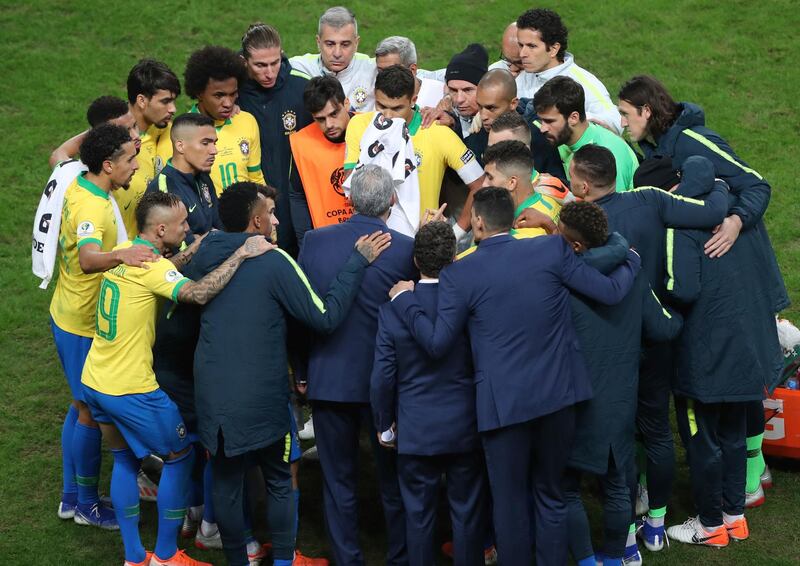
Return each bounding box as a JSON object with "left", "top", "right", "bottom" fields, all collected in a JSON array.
[
  {"left": 115, "top": 124, "right": 167, "bottom": 239},
  {"left": 157, "top": 105, "right": 266, "bottom": 196},
  {"left": 49, "top": 174, "right": 118, "bottom": 337},
  {"left": 456, "top": 191, "right": 560, "bottom": 260},
  {"left": 81, "top": 238, "right": 190, "bottom": 396},
  {"left": 344, "top": 109, "right": 483, "bottom": 215}
]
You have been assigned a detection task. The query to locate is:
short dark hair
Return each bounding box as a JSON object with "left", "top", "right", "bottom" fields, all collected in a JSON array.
[
  {"left": 218, "top": 182, "right": 278, "bottom": 232},
  {"left": 516, "top": 9, "right": 568, "bottom": 62},
  {"left": 375, "top": 65, "right": 415, "bottom": 100},
  {"left": 490, "top": 111, "right": 531, "bottom": 145},
  {"left": 618, "top": 75, "right": 680, "bottom": 140},
  {"left": 533, "top": 75, "right": 585, "bottom": 121},
  {"left": 473, "top": 187, "right": 515, "bottom": 232},
  {"left": 171, "top": 112, "right": 215, "bottom": 134},
  {"left": 126, "top": 59, "right": 181, "bottom": 104},
  {"left": 241, "top": 22, "right": 282, "bottom": 57},
  {"left": 304, "top": 75, "right": 346, "bottom": 114},
  {"left": 184, "top": 46, "right": 247, "bottom": 99},
  {"left": 572, "top": 144, "right": 617, "bottom": 189},
  {"left": 80, "top": 123, "right": 132, "bottom": 175},
  {"left": 483, "top": 140, "right": 534, "bottom": 176},
  {"left": 559, "top": 201, "right": 608, "bottom": 249},
  {"left": 86, "top": 96, "right": 129, "bottom": 127},
  {"left": 136, "top": 191, "right": 181, "bottom": 233},
  {"left": 414, "top": 221, "right": 455, "bottom": 277}
]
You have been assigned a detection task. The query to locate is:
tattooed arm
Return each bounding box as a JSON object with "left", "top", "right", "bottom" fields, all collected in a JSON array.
[
  {"left": 169, "top": 232, "right": 207, "bottom": 271},
  {"left": 177, "top": 235, "right": 273, "bottom": 305}
]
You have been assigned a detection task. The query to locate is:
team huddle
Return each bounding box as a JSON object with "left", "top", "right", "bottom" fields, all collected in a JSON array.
[{"left": 34, "top": 5, "right": 788, "bottom": 566}]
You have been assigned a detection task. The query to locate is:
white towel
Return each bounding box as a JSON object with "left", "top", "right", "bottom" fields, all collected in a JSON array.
[
  {"left": 32, "top": 161, "right": 127, "bottom": 289},
  {"left": 343, "top": 112, "right": 420, "bottom": 237}
]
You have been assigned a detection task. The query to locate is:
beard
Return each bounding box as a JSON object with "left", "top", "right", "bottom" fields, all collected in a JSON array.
[{"left": 324, "top": 131, "right": 346, "bottom": 143}]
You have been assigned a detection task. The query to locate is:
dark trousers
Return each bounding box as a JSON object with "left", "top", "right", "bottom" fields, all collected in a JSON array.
[
  {"left": 675, "top": 397, "right": 746, "bottom": 527},
  {"left": 481, "top": 405, "right": 575, "bottom": 566},
  {"left": 211, "top": 434, "right": 294, "bottom": 566},
  {"left": 565, "top": 453, "right": 631, "bottom": 561},
  {"left": 636, "top": 342, "right": 675, "bottom": 511},
  {"left": 746, "top": 399, "right": 765, "bottom": 437},
  {"left": 312, "top": 401, "right": 407, "bottom": 566},
  {"left": 397, "top": 451, "right": 488, "bottom": 566}
]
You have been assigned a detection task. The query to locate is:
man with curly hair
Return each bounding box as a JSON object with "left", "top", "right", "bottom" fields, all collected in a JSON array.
[{"left": 157, "top": 46, "right": 266, "bottom": 195}]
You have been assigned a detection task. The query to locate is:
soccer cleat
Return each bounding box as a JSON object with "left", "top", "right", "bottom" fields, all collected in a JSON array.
[
  {"left": 745, "top": 484, "right": 765, "bottom": 508},
  {"left": 182, "top": 514, "right": 199, "bottom": 539},
  {"left": 298, "top": 417, "right": 315, "bottom": 441},
  {"left": 442, "top": 542, "right": 497, "bottom": 565},
  {"left": 293, "top": 549, "right": 330, "bottom": 565},
  {"left": 138, "top": 470, "right": 159, "bottom": 502},
  {"left": 760, "top": 465, "right": 773, "bottom": 489},
  {"left": 150, "top": 549, "right": 212, "bottom": 566},
  {"left": 195, "top": 523, "right": 223, "bottom": 550},
  {"left": 248, "top": 542, "right": 273, "bottom": 566},
  {"left": 301, "top": 445, "right": 319, "bottom": 461},
  {"left": 595, "top": 544, "right": 643, "bottom": 566},
  {"left": 638, "top": 518, "right": 667, "bottom": 552},
  {"left": 666, "top": 516, "right": 729, "bottom": 547},
  {"left": 124, "top": 551, "right": 153, "bottom": 566},
  {"left": 58, "top": 500, "right": 77, "bottom": 520},
  {"left": 635, "top": 484, "right": 649, "bottom": 516},
  {"left": 74, "top": 502, "right": 119, "bottom": 530},
  {"left": 724, "top": 516, "right": 749, "bottom": 541}
]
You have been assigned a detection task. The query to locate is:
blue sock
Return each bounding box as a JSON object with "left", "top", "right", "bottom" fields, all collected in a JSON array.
[
  {"left": 73, "top": 422, "right": 101, "bottom": 506},
  {"left": 154, "top": 447, "right": 194, "bottom": 560},
  {"left": 577, "top": 556, "right": 596, "bottom": 566},
  {"left": 202, "top": 458, "right": 215, "bottom": 523},
  {"left": 111, "top": 448, "right": 145, "bottom": 563},
  {"left": 603, "top": 558, "right": 623, "bottom": 566},
  {"left": 293, "top": 488, "right": 300, "bottom": 539},
  {"left": 61, "top": 406, "right": 79, "bottom": 501},
  {"left": 274, "top": 558, "right": 294, "bottom": 566}
]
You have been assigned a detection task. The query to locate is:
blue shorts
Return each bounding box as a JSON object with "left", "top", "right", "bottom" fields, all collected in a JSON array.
[
  {"left": 50, "top": 318, "right": 93, "bottom": 402},
  {"left": 83, "top": 386, "right": 194, "bottom": 459},
  {"left": 287, "top": 403, "right": 301, "bottom": 463}
]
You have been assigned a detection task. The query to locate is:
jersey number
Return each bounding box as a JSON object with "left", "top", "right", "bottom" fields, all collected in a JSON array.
[
  {"left": 218, "top": 163, "right": 239, "bottom": 189},
  {"left": 96, "top": 279, "right": 120, "bottom": 340}
]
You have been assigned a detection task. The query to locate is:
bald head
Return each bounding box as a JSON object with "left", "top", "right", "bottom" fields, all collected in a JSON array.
[
  {"left": 477, "top": 69, "right": 519, "bottom": 132},
  {"left": 500, "top": 22, "right": 522, "bottom": 77}
]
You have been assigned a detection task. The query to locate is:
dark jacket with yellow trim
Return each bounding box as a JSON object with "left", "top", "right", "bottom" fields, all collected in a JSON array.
[
  {"left": 238, "top": 56, "right": 312, "bottom": 256},
  {"left": 569, "top": 233, "right": 682, "bottom": 474},
  {"left": 192, "top": 230, "right": 369, "bottom": 457},
  {"left": 641, "top": 102, "right": 788, "bottom": 312}
]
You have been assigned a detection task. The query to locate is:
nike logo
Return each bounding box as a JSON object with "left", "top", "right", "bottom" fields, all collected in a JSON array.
[
  {"left": 123, "top": 201, "right": 132, "bottom": 210},
  {"left": 189, "top": 204, "right": 197, "bottom": 212}
]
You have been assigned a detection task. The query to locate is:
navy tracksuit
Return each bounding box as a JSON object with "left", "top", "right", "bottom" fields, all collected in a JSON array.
[
  {"left": 391, "top": 234, "right": 640, "bottom": 565},
  {"left": 371, "top": 281, "right": 487, "bottom": 566}
]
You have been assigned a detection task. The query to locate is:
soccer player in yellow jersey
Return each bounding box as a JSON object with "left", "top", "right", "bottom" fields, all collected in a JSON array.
[
  {"left": 81, "top": 191, "right": 273, "bottom": 566},
  {"left": 156, "top": 46, "right": 265, "bottom": 195},
  {"left": 49, "top": 124, "right": 158, "bottom": 529},
  {"left": 345, "top": 65, "right": 484, "bottom": 235},
  {"left": 114, "top": 59, "right": 181, "bottom": 239}
]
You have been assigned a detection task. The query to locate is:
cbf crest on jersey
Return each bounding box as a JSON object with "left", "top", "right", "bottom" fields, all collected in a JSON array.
[
  {"left": 199, "top": 182, "right": 212, "bottom": 205},
  {"left": 238, "top": 138, "right": 250, "bottom": 157},
  {"left": 282, "top": 110, "right": 297, "bottom": 132},
  {"left": 352, "top": 86, "right": 368, "bottom": 108}
]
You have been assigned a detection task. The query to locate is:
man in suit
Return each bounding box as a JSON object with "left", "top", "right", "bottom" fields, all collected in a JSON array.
[
  {"left": 299, "top": 165, "right": 417, "bottom": 566},
  {"left": 371, "top": 221, "right": 487, "bottom": 566},
  {"left": 388, "top": 187, "right": 641, "bottom": 565}
]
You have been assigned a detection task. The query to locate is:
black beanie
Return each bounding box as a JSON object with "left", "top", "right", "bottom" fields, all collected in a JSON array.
[
  {"left": 633, "top": 155, "right": 680, "bottom": 190},
  {"left": 445, "top": 43, "right": 489, "bottom": 86}
]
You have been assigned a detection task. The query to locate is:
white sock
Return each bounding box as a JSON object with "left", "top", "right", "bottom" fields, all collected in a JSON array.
[
  {"left": 188, "top": 505, "right": 203, "bottom": 521},
  {"left": 723, "top": 512, "right": 744, "bottom": 524},
  {"left": 246, "top": 540, "right": 261, "bottom": 555},
  {"left": 626, "top": 526, "right": 637, "bottom": 547},
  {"left": 199, "top": 519, "right": 218, "bottom": 536},
  {"left": 646, "top": 514, "right": 664, "bottom": 528}
]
